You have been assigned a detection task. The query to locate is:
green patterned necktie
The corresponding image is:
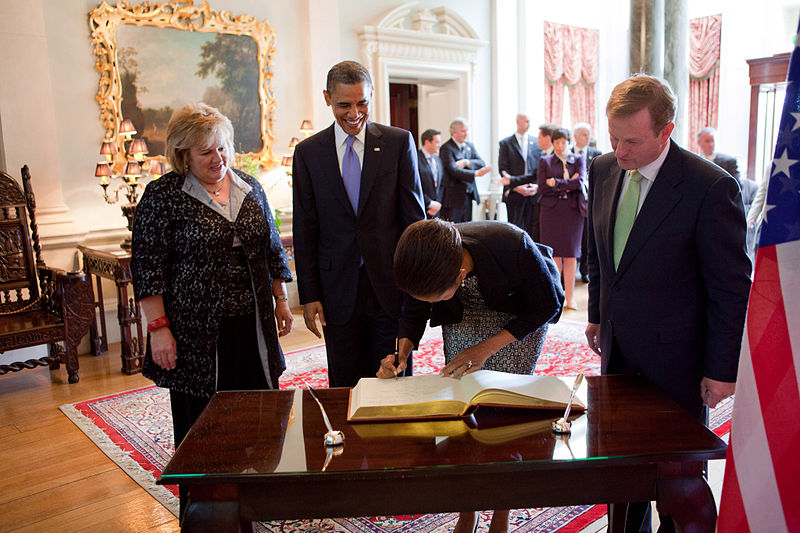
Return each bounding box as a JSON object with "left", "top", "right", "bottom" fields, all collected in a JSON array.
[{"left": 613, "top": 170, "right": 644, "bottom": 269}]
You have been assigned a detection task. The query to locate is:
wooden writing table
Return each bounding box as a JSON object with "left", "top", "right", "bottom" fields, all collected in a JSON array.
[
  {"left": 159, "top": 375, "right": 726, "bottom": 532},
  {"left": 78, "top": 245, "right": 143, "bottom": 374}
]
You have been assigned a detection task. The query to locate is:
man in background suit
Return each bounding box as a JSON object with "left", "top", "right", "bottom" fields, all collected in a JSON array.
[
  {"left": 697, "top": 126, "right": 758, "bottom": 264},
  {"left": 697, "top": 126, "right": 758, "bottom": 210},
  {"left": 573, "top": 122, "right": 602, "bottom": 283},
  {"left": 572, "top": 122, "right": 602, "bottom": 166},
  {"left": 293, "top": 61, "right": 426, "bottom": 387},
  {"left": 439, "top": 118, "right": 491, "bottom": 222},
  {"left": 697, "top": 126, "right": 740, "bottom": 178},
  {"left": 418, "top": 128, "right": 444, "bottom": 218},
  {"left": 585, "top": 75, "right": 751, "bottom": 531},
  {"left": 537, "top": 122, "right": 556, "bottom": 155},
  {"left": 498, "top": 112, "right": 542, "bottom": 240}
]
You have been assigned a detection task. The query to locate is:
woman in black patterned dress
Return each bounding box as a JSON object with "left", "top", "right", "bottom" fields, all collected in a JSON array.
[
  {"left": 377, "top": 218, "right": 564, "bottom": 533},
  {"left": 131, "top": 103, "right": 293, "bottom": 520}
]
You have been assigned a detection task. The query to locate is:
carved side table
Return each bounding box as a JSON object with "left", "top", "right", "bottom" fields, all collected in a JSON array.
[{"left": 77, "top": 245, "right": 144, "bottom": 374}]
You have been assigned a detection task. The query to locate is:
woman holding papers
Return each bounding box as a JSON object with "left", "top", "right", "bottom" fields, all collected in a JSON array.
[{"left": 377, "top": 218, "right": 564, "bottom": 533}]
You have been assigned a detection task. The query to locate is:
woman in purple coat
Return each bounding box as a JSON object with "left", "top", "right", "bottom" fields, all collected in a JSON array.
[{"left": 537, "top": 127, "right": 586, "bottom": 310}]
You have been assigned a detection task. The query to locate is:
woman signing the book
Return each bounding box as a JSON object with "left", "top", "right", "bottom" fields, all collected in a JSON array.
[{"left": 377, "top": 218, "right": 564, "bottom": 533}]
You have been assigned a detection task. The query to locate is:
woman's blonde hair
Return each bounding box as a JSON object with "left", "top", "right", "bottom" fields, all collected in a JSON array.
[{"left": 165, "top": 103, "right": 235, "bottom": 176}]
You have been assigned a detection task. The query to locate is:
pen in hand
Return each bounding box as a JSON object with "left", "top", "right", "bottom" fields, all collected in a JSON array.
[{"left": 393, "top": 337, "right": 399, "bottom": 380}]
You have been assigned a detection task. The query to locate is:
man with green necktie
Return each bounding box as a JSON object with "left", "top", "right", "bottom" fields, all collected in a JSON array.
[{"left": 584, "top": 74, "right": 751, "bottom": 532}]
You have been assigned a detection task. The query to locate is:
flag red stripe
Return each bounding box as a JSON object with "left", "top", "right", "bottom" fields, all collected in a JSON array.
[
  {"left": 745, "top": 246, "right": 800, "bottom": 531},
  {"left": 719, "top": 449, "right": 750, "bottom": 533}
]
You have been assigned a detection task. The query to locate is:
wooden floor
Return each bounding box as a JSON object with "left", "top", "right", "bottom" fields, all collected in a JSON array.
[{"left": 0, "top": 285, "right": 588, "bottom": 532}]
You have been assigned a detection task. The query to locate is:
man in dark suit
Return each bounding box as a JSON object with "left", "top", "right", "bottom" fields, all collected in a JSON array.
[
  {"left": 439, "top": 118, "right": 491, "bottom": 222},
  {"left": 537, "top": 122, "right": 556, "bottom": 155},
  {"left": 418, "top": 128, "right": 444, "bottom": 218},
  {"left": 292, "top": 61, "right": 426, "bottom": 387},
  {"left": 697, "top": 126, "right": 739, "bottom": 178},
  {"left": 585, "top": 75, "right": 751, "bottom": 532},
  {"left": 498, "top": 112, "right": 542, "bottom": 240},
  {"left": 697, "top": 126, "right": 758, "bottom": 264},
  {"left": 573, "top": 122, "right": 603, "bottom": 283}
]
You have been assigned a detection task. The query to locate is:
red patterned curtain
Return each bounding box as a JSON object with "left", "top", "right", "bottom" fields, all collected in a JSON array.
[
  {"left": 543, "top": 22, "right": 599, "bottom": 130},
  {"left": 688, "top": 14, "right": 722, "bottom": 153}
]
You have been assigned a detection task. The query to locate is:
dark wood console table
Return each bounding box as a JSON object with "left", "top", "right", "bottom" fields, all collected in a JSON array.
[
  {"left": 78, "top": 245, "right": 143, "bottom": 374},
  {"left": 160, "top": 375, "right": 726, "bottom": 532}
]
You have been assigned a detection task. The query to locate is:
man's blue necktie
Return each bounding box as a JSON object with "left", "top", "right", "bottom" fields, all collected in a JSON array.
[{"left": 342, "top": 135, "right": 361, "bottom": 213}]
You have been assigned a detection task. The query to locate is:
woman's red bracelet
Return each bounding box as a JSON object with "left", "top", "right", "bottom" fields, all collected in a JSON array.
[{"left": 147, "top": 316, "right": 170, "bottom": 332}]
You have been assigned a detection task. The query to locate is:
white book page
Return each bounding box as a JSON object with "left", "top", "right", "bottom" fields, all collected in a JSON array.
[
  {"left": 460, "top": 370, "right": 584, "bottom": 407},
  {"left": 353, "top": 375, "right": 468, "bottom": 408}
]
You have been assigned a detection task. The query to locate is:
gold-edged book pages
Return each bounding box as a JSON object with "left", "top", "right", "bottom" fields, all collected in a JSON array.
[
  {"left": 347, "top": 370, "right": 586, "bottom": 422},
  {"left": 350, "top": 417, "right": 555, "bottom": 445}
]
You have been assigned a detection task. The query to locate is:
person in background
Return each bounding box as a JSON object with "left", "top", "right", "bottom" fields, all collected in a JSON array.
[
  {"left": 378, "top": 218, "right": 563, "bottom": 533},
  {"left": 572, "top": 123, "right": 602, "bottom": 165},
  {"left": 586, "top": 75, "right": 751, "bottom": 531},
  {"left": 131, "top": 103, "right": 293, "bottom": 520},
  {"left": 498, "top": 112, "right": 542, "bottom": 240},
  {"left": 746, "top": 166, "right": 772, "bottom": 261},
  {"left": 537, "top": 127, "right": 586, "bottom": 311},
  {"left": 697, "top": 126, "right": 758, "bottom": 261},
  {"left": 572, "top": 122, "right": 602, "bottom": 283},
  {"left": 696, "top": 126, "right": 740, "bottom": 178},
  {"left": 292, "top": 60, "right": 426, "bottom": 387},
  {"left": 418, "top": 128, "right": 444, "bottom": 218},
  {"left": 537, "top": 123, "right": 556, "bottom": 155},
  {"left": 439, "top": 118, "right": 492, "bottom": 222}
]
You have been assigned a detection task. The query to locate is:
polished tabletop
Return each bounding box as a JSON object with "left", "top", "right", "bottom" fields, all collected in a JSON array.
[{"left": 160, "top": 374, "right": 726, "bottom": 482}]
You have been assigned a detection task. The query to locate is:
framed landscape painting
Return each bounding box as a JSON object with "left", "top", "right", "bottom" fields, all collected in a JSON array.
[{"left": 89, "top": 0, "right": 277, "bottom": 170}]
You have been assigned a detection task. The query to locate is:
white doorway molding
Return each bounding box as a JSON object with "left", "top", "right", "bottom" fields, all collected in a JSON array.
[{"left": 357, "top": 3, "right": 487, "bottom": 127}]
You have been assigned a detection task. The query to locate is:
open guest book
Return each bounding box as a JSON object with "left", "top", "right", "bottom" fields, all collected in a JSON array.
[{"left": 347, "top": 370, "right": 587, "bottom": 422}]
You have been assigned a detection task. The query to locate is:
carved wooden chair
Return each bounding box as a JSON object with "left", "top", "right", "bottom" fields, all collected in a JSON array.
[{"left": 0, "top": 166, "right": 94, "bottom": 383}]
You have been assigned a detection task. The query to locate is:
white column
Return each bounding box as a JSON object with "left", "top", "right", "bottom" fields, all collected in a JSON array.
[
  {"left": 0, "top": 0, "right": 82, "bottom": 267},
  {"left": 629, "top": 0, "right": 664, "bottom": 76},
  {"left": 664, "top": 0, "right": 689, "bottom": 146}
]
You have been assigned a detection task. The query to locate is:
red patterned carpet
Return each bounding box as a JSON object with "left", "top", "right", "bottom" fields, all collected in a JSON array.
[
  {"left": 279, "top": 320, "right": 601, "bottom": 389},
  {"left": 60, "top": 321, "right": 730, "bottom": 532}
]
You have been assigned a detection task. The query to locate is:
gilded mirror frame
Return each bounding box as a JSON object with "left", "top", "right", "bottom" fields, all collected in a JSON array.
[{"left": 89, "top": 0, "right": 277, "bottom": 171}]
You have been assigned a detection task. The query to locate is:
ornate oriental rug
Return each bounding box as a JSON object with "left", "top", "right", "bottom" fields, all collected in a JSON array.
[{"left": 60, "top": 320, "right": 731, "bottom": 532}]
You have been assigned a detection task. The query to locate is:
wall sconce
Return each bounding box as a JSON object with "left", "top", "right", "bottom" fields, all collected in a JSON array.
[{"left": 94, "top": 118, "right": 166, "bottom": 250}]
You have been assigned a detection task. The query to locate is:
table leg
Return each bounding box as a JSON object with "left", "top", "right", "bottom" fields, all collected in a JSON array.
[
  {"left": 181, "top": 484, "right": 252, "bottom": 533},
  {"left": 607, "top": 502, "right": 629, "bottom": 533},
  {"left": 181, "top": 501, "right": 249, "bottom": 533},
  {"left": 657, "top": 474, "right": 717, "bottom": 533},
  {"left": 86, "top": 276, "right": 102, "bottom": 357},
  {"left": 134, "top": 299, "right": 145, "bottom": 361},
  {"left": 94, "top": 273, "right": 109, "bottom": 353},
  {"left": 116, "top": 280, "right": 143, "bottom": 375}
]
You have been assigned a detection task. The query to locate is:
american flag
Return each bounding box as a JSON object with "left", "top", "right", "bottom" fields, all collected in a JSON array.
[{"left": 716, "top": 22, "right": 800, "bottom": 533}]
